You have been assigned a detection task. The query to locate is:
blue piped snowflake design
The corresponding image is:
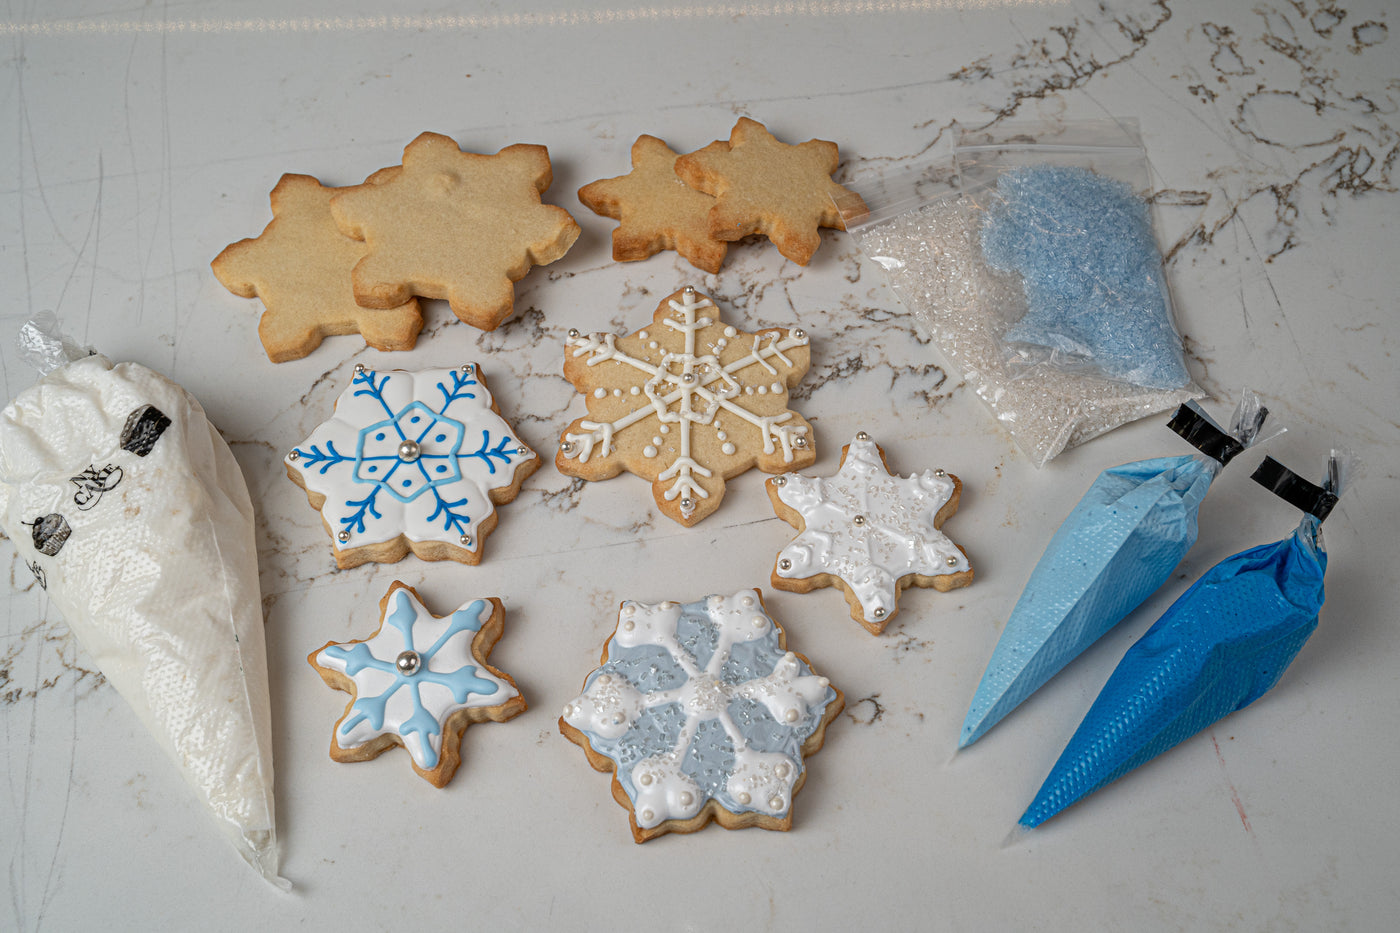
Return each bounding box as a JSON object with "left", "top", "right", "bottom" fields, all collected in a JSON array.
[
  {"left": 287, "top": 365, "right": 536, "bottom": 554},
  {"left": 316, "top": 587, "right": 519, "bottom": 774}
]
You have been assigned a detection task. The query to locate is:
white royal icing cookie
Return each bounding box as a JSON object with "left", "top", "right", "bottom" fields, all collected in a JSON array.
[
  {"left": 559, "top": 590, "right": 843, "bottom": 842},
  {"left": 308, "top": 582, "right": 526, "bottom": 787},
  {"left": 285, "top": 363, "right": 537, "bottom": 567},
  {"left": 767, "top": 433, "right": 973, "bottom": 634}
]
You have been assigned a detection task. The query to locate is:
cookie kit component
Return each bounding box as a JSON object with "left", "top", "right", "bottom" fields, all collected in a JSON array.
[
  {"left": 309, "top": 582, "right": 526, "bottom": 788},
  {"left": 286, "top": 363, "right": 538, "bottom": 568},
  {"left": 1020, "top": 452, "right": 1349, "bottom": 829},
  {"left": 212, "top": 173, "right": 424, "bottom": 363},
  {"left": 560, "top": 590, "right": 843, "bottom": 842},
  {"left": 330, "top": 131, "right": 580, "bottom": 330},
  {"left": 960, "top": 392, "right": 1271, "bottom": 749},
  {"left": 578, "top": 134, "right": 729, "bottom": 273},
  {"left": 557, "top": 286, "right": 815, "bottom": 526},
  {"left": 0, "top": 340, "right": 284, "bottom": 887},
  {"left": 767, "top": 433, "right": 972, "bottom": 634},
  {"left": 841, "top": 121, "right": 1196, "bottom": 467},
  {"left": 674, "top": 117, "right": 865, "bottom": 266}
]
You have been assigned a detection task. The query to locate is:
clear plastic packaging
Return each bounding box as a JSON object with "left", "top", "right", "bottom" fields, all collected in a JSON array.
[
  {"left": 839, "top": 120, "right": 1199, "bottom": 467},
  {"left": 0, "top": 321, "right": 287, "bottom": 888}
]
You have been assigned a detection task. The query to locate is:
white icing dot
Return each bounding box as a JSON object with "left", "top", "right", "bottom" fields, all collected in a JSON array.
[
  {"left": 639, "top": 773, "right": 653, "bottom": 786},
  {"left": 613, "top": 388, "right": 623, "bottom": 397},
  {"left": 757, "top": 386, "right": 768, "bottom": 395},
  {"left": 769, "top": 796, "right": 784, "bottom": 810},
  {"left": 775, "top": 762, "right": 790, "bottom": 779},
  {"left": 679, "top": 792, "right": 693, "bottom": 807},
  {"left": 630, "top": 386, "right": 641, "bottom": 395},
  {"left": 737, "top": 792, "right": 751, "bottom": 805},
  {"left": 659, "top": 425, "right": 670, "bottom": 434},
  {"left": 622, "top": 620, "right": 635, "bottom": 631},
  {"left": 652, "top": 436, "right": 663, "bottom": 446},
  {"left": 724, "top": 326, "right": 736, "bottom": 337},
  {"left": 593, "top": 388, "right": 607, "bottom": 399},
  {"left": 741, "top": 596, "right": 754, "bottom": 608},
  {"left": 770, "top": 382, "right": 782, "bottom": 393},
  {"left": 641, "top": 808, "right": 654, "bottom": 821},
  {"left": 751, "top": 616, "right": 766, "bottom": 628},
  {"left": 745, "top": 386, "right": 754, "bottom": 395},
  {"left": 722, "top": 442, "right": 736, "bottom": 455},
  {"left": 716, "top": 338, "right": 727, "bottom": 349},
  {"left": 716, "top": 430, "right": 727, "bottom": 440},
  {"left": 643, "top": 445, "right": 658, "bottom": 458},
  {"left": 785, "top": 709, "right": 799, "bottom": 723},
  {"left": 648, "top": 341, "right": 658, "bottom": 349},
  {"left": 639, "top": 330, "right": 649, "bottom": 339}
]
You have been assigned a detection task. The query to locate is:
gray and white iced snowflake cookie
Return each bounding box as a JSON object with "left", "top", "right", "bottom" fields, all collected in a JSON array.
[
  {"left": 285, "top": 363, "right": 537, "bottom": 568},
  {"left": 559, "top": 589, "right": 843, "bottom": 842},
  {"left": 767, "top": 433, "right": 973, "bottom": 634}
]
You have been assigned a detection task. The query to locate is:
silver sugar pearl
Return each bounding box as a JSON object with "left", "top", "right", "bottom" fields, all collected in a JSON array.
[
  {"left": 460, "top": 534, "right": 473, "bottom": 547},
  {"left": 773, "top": 476, "right": 787, "bottom": 487},
  {"left": 288, "top": 450, "right": 300, "bottom": 461},
  {"left": 354, "top": 363, "right": 366, "bottom": 375},
  {"left": 337, "top": 530, "right": 350, "bottom": 543},
  {"left": 791, "top": 328, "right": 806, "bottom": 340},
  {"left": 684, "top": 285, "right": 696, "bottom": 296},
  {"left": 568, "top": 328, "right": 580, "bottom": 339},
  {"left": 395, "top": 650, "right": 422, "bottom": 676},
  {"left": 460, "top": 363, "right": 475, "bottom": 376},
  {"left": 560, "top": 441, "right": 575, "bottom": 453},
  {"left": 853, "top": 514, "right": 866, "bottom": 526},
  {"left": 794, "top": 436, "right": 808, "bottom": 448},
  {"left": 946, "top": 555, "right": 959, "bottom": 567},
  {"left": 681, "top": 372, "right": 696, "bottom": 384},
  {"left": 873, "top": 607, "right": 886, "bottom": 620},
  {"left": 680, "top": 497, "right": 694, "bottom": 511},
  {"left": 856, "top": 431, "right": 869, "bottom": 441},
  {"left": 397, "top": 439, "right": 421, "bottom": 461},
  {"left": 934, "top": 468, "right": 947, "bottom": 477},
  {"left": 779, "top": 558, "right": 792, "bottom": 571},
  {"left": 515, "top": 446, "right": 528, "bottom": 456}
]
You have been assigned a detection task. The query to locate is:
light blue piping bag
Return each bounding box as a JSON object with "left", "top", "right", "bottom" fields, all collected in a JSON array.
[
  {"left": 960, "top": 392, "right": 1270, "bottom": 749},
  {"left": 1019, "top": 452, "right": 1347, "bottom": 829}
]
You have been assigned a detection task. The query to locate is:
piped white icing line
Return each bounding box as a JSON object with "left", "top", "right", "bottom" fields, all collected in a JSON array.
[
  {"left": 315, "top": 588, "right": 517, "bottom": 771},
  {"left": 286, "top": 365, "right": 535, "bottom": 554},
  {"left": 772, "top": 436, "right": 969, "bottom": 624},
  {"left": 561, "top": 591, "right": 835, "bottom": 830},
  {"left": 560, "top": 288, "right": 811, "bottom": 515}
]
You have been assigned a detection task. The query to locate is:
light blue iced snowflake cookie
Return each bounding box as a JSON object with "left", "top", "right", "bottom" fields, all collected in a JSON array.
[
  {"left": 286, "top": 362, "right": 538, "bottom": 568},
  {"left": 309, "top": 581, "right": 526, "bottom": 787},
  {"left": 560, "top": 590, "right": 843, "bottom": 842}
]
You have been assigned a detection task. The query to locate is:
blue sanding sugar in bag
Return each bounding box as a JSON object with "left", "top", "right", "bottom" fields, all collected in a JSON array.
[
  {"left": 1019, "top": 523, "right": 1326, "bottom": 829},
  {"left": 980, "top": 165, "right": 1190, "bottom": 390}
]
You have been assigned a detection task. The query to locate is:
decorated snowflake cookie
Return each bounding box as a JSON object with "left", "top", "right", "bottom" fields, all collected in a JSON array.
[
  {"left": 767, "top": 433, "right": 973, "bottom": 634},
  {"left": 286, "top": 363, "right": 537, "bottom": 568},
  {"left": 560, "top": 590, "right": 843, "bottom": 842},
  {"left": 556, "top": 286, "right": 815, "bottom": 526},
  {"left": 309, "top": 582, "right": 526, "bottom": 787}
]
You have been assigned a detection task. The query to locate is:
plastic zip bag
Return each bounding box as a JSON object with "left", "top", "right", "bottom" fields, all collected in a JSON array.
[{"left": 839, "top": 121, "right": 1199, "bottom": 467}]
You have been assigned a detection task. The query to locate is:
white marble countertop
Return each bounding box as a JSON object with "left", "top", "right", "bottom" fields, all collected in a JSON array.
[{"left": 3, "top": 1, "right": 1397, "bottom": 929}]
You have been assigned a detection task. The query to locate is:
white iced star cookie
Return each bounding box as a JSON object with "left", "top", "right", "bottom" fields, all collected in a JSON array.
[
  {"left": 559, "top": 590, "right": 843, "bottom": 842},
  {"left": 767, "top": 433, "right": 973, "bottom": 634},
  {"left": 308, "top": 581, "right": 526, "bottom": 787},
  {"left": 285, "top": 363, "right": 538, "bottom": 568},
  {"left": 556, "top": 286, "right": 815, "bottom": 526}
]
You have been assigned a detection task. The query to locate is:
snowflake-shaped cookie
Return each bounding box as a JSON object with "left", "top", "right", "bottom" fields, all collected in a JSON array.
[
  {"left": 285, "top": 363, "right": 537, "bottom": 568},
  {"left": 309, "top": 582, "right": 525, "bottom": 787},
  {"left": 556, "top": 286, "right": 815, "bottom": 526},
  {"left": 767, "top": 433, "right": 973, "bottom": 634},
  {"left": 560, "top": 590, "right": 843, "bottom": 842}
]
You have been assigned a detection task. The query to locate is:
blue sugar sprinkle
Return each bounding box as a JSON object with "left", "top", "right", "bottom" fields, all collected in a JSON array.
[{"left": 980, "top": 165, "right": 1190, "bottom": 390}]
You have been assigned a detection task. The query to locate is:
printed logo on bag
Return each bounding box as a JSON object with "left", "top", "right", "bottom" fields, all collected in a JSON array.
[
  {"left": 24, "top": 513, "right": 72, "bottom": 556},
  {"left": 26, "top": 560, "right": 46, "bottom": 589},
  {"left": 120, "top": 405, "right": 171, "bottom": 457},
  {"left": 70, "top": 464, "right": 124, "bottom": 510}
]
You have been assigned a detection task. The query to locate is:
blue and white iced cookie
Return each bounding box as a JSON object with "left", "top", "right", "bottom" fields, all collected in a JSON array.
[
  {"left": 309, "top": 581, "right": 526, "bottom": 787},
  {"left": 560, "top": 589, "right": 843, "bottom": 842}
]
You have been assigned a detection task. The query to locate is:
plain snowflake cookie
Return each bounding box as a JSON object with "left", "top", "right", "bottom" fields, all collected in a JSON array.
[
  {"left": 556, "top": 286, "right": 815, "bottom": 526},
  {"left": 308, "top": 581, "right": 526, "bottom": 787},
  {"left": 767, "top": 433, "right": 973, "bottom": 634},
  {"left": 285, "top": 362, "right": 538, "bottom": 568},
  {"left": 560, "top": 589, "right": 843, "bottom": 842}
]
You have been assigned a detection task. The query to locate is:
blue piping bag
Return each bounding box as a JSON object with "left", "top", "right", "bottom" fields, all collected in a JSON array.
[
  {"left": 960, "top": 392, "right": 1270, "bottom": 748},
  {"left": 1020, "top": 452, "right": 1348, "bottom": 829}
]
